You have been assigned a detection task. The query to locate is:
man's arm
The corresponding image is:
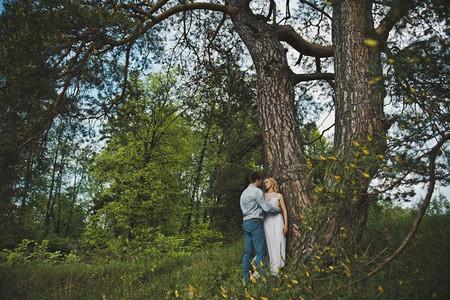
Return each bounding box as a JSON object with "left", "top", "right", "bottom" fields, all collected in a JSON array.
[{"left": 256, "top": 190, "right": 280, "bottom": 214}]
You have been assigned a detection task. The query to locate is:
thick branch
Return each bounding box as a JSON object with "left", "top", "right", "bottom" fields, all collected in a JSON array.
[
  {"left": 293, "top": 72, "right": 334, "bottom": 83},
  {"left": 376, "top": 0, "right": 418, "bottom": 41},
  {"left": 275, "top": 24, "right": 333, "bottom": 57}
]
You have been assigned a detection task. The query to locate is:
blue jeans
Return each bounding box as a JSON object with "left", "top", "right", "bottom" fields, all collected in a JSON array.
[{"left": 242, "top": 219, "right": 266, "bottom": 281}]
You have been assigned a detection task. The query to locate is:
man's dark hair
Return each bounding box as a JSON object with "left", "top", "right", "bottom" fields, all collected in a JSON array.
[{"left": 249, "top": 171, "right": 262, "bottom": 183}]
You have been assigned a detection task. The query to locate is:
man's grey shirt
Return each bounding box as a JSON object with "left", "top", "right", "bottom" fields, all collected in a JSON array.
[{"left": 240, "top": 184, "right": 280, "bottom": 220}]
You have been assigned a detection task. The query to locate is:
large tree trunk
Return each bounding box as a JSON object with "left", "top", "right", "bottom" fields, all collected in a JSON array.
[
  {"left": 228, "top": 6, "right": 314, "bottom": 259},
  {"left": 329, "top": 0, "right": 387, "bottom": 246}
]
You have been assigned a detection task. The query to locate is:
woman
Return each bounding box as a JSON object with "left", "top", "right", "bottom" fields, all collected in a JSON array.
[{"left": 263, "top": 177, "right": 288, "bottom": 275}]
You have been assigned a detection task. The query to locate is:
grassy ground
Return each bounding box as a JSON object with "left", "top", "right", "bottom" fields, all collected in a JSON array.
[{"left": 1, "top": 209, "right": 449, "bottom": 299}]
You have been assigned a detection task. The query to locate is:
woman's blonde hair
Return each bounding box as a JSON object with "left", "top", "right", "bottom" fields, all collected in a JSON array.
[{"left": 265, "top": 177, "right": 280, "bottom": 193}]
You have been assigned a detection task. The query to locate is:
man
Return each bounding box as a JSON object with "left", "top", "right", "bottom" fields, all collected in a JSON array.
[{"left": 240, "top": 171, "right": 281, "bottom": 282}]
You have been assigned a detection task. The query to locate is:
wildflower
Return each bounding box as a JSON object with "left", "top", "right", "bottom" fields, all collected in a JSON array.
[
  {"left": 378, "top": 286, "right": 384, "bottom": 294},
  {"left": 261, "top": 297, "right": 269, "bottom": 300},
  {"left": 410, "top": 87, "right": 416, "bottom": 94},
  {"left": 327, "top": 155, "right": 337, "bottom": 161},
  {"left": 291, "top": 279, "right": 299, "bottom": 285},
  {"left": 188, "top": 285, "right": 197, "bottom": 298},
  {"left": 368, "top": 76, "right": 382, "bottom": 85},
  {"left": 367, "top": 135, "right": 373, "bottom": 141},
  {"left": 352, "top": 141, "right": 360, "bottom": 147},
  {"left": 305, "top": 271, "right": 310, "bottom": 277},
  {"left": 306, "top": 159, "right": 313, "bottom": 170},
  {"left": 364, "top": 38, "right": 379, "bottom": 47},
  {"left": 361, "top": 147, "right": 370, "bottom": 155},
  {"left": 319, "top": 155, "right": 327, "bottom": 161},
  {"left": 175, "top": 289, "right": 180, "bottom": 298},
  {"left": 334, "top": 175, "right": 342, "bottom": 182},
  {"left": 221, "top": 287, "right": 228, "bottom": 299},
  {"left": 314, "top": 186, "right": 323, "bottom": 193},
  {"left": 361, "top": 171, "right": 370, "bottom": 178},
  {"left": 387, "top": 58, "right": 395, "bottom": 64},
  {"left": 376, "top": 154, "right": 384, "bottom": 160}
]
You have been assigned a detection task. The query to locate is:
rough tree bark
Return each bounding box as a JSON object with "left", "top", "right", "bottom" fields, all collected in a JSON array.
[
  {"left": 328, "top": 0, "right": 387, "bottom": 245},
  {"left": 226, "top": 1, "right": 326, "bottom": 259}
]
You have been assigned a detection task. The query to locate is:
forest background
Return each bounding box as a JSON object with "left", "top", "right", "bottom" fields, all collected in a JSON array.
[{"left": 0, "top": 0, "right": 449, "bottom": 299}]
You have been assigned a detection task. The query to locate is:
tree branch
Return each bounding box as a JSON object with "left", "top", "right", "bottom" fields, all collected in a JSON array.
[
  {"left": 300, "top": 0, "right": 332, "bottom": 20},
  {"left": 275, "top": 24, "right": 333, "bottom": 57},
  {"left": 315, "top": 133, "right": 450, "bottom": 299},
  {"left": 105, "top": 2, "right": 238, "bottom": 47},
  {"left": 376, "top": 0, "right": 418, "bottom": 41},
  {"left": 293, "top": 72, "right": 334, "bottom": 83}
]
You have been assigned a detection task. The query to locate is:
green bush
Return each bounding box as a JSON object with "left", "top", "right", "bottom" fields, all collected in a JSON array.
[{"left": 0, "top": 239, "right": 66, "bottom": 265}]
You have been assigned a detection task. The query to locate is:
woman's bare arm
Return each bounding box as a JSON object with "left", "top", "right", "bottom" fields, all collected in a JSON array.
[{"left": 279, "top": 194, "right": 288, "bottom": 235}]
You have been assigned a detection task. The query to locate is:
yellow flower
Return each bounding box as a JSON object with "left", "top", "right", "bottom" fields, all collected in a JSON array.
[
  {"left": 361, "top": 171, "right": 370, "bottom": 178},
  {"left": 291, "top": 279, "right": 299, "bottom": 284},
  {"left": 305, "top": 271, "right": 310, "bottom": 277},
  {"left": 368, "top": 76, "right": 383, "bottom": 85},
  {"left": 387, "top": 58, "right": 395, "bottom": 64},
  {"left": 261, "top": 297, "right": 269, "bottom": 300},
  {"left": 352, "top": 141, "right": 361, "bottom": 147},
  {"left": 409, "top": 87, "right": 417, "bottom": 94},
  {"left": 334, "top": 175, "right": 342, "bottom": 182},
  {"left": 319, "top": 155, "right": 327, "bottom": 161},
  {"left": 367, "top": 135, "right": 373, "bottom": 141},
  {"left": 378, "top": 286, "right": 384, "bottom": 294},
  {"left": 327, "top": 155, "right": 337, "bottom": 161},
  {"left": 376, "top": 154, "right": 384, "bottom": 160},
  {"left": 175, "top": 289, "right": 179, "bottom": 298},
  {"left": 362, "top": 147, "right": 370, "bottom": 155},
  {"left": 306, "top": 159, "right": 313, "bottom": 170},
  {"left": 364, "top": 38, "right": 379, "bottom": 47},
  {"left": 188, "top": 285, "right": 197, "bottom": 298},
  {"left": 314, "top": 186, "right": 323, "bottom": 193}
]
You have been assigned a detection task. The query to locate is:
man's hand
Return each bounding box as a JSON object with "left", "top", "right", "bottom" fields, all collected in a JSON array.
[{"left": 283, "top": 225, "right": 288, "bottom": 235}]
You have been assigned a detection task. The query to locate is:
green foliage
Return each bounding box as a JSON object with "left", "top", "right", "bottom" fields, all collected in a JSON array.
[
  {"left": 0, "top": 239, "right": 81, "bottom": 265},
  {"left": 2, "top": 209, "right": 449, "bottom": 299}
]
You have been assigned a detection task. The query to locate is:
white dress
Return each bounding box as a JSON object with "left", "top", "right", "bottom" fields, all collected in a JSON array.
[{"left": 264, "top": 193, "right": 286, "bottom": 275}]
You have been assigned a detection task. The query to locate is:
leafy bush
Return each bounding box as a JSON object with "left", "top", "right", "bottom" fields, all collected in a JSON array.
[{"left": 0, "top": 239, "right": 67, "bottom": 265}]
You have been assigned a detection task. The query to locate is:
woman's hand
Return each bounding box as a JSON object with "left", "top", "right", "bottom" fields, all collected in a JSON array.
[{"left": 283, "top": 225, "right": 288, "bottom": 235}]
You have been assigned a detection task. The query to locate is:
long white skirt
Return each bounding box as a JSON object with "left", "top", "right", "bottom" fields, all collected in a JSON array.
[{"left": 264, "top": 198, "right": 286, "bottom": 275}]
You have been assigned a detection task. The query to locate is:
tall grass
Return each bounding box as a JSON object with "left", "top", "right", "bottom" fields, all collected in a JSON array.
[{"left": 1, "top": 208, "right": 449, "bottom": 299}]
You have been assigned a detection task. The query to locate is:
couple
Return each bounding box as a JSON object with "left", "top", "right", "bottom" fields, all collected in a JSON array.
[{"left": 240, "top": 171, "right": 288, "bottom": 282}]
